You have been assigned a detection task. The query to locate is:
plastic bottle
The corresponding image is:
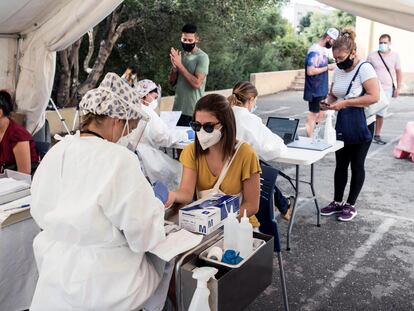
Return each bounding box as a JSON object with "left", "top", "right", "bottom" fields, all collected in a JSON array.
[
  {"left": 223, "top": 205, "right": 238, "bottom": 251},
  {"left": 312, "top": 122, "right": 321, "bottom": 144},
  {"left": 323, "top": 110, "right": 336, "bottom": 144},
  {"left": 188, "top": 267, "right": 218, "bottom": 311},
  {"left": 237, "top": 209, "right": 253, "bottom": 259}
]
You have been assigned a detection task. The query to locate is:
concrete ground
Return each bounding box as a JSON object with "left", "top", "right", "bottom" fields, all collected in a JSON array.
[{"left": 246, "top": 91, "right": 414, "bottom": 311}]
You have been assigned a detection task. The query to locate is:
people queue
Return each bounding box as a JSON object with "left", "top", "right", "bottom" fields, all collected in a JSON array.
[{"left": 3, "top": 23, "right": 381, "bottom": 310}]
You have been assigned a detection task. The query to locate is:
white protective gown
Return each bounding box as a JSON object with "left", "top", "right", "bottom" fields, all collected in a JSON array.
[
  {"left": 232, "top": 106, "right": 288, "bottom": 161},
  {"left": 136, "top": 105, "right": 188, "bottom": 189},
  {"left": 30, "top": 133, "right": 166, "bottom": 311}
]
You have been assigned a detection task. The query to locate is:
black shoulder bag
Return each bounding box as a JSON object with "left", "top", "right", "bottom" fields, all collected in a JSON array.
[
  {"left": 377, "top": 51, "right": 396, "bottom": 96},
  {"left": 336, "top": 62, "right": 373, "bottom": 144}
]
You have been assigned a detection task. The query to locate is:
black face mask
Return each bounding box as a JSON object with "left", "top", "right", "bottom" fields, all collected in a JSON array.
[
  {"left": 325, "top": 41, "right": 332, "bottom": 49},
  {"left": 337, "top": 54, "right": 354, "bottom": 70},
  {"left": 181, "top": 42, "right": 196, "bottom": 52}
]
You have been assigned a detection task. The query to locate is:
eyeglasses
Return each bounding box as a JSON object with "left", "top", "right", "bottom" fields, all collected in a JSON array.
[{"left": 189, "top": 121, "right": 220, "bottom": 133}]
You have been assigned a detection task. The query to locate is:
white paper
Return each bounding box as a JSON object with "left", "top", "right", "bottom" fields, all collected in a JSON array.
[
  {"left": 0, "top": 196, "right": 31, "bottom": 222},
  {"left": 4, "top": 169, "right": 32, "bottom": 184},
  {"left": 0, "top": 196, "right": 31, "bottom": 212},
  {"left": 150, "top": 229, "right": 203, "bottom": 262},
  {"left": 160, "top": 111, "right": 182, "bottom": 128},
  {"left": 0, "top": 178, "right": 30, "bottom": 196}
]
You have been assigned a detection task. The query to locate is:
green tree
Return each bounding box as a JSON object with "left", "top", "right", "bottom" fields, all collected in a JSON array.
[
  {"left": 54, "top": 0, "right": 304, "bottom": 106},
  {"left": 298, "top": 12, "right": 313, "bottom": 33},
  {"left": 300, "top": 10, "right": 356, "bottom": 45}
]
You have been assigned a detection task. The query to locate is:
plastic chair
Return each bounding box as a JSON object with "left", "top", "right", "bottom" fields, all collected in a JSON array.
[
  {"left": 257, "top": 163, "right": 290, "bottom": 311},
  {"left": 33, "top": 119, "right": 52, "bottom": 160}
]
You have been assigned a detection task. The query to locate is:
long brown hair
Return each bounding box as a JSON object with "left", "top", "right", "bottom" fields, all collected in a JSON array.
[
  {"left": 193, "top": 94, "right": 237, "bottom": 161},
  {"left": 228, "top": 81, "right": 258, "bottom": 107}
]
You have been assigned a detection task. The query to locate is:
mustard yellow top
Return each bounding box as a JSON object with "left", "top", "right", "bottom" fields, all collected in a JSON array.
[{"left": 180, "top": 142, "right": 261, "bottom": 227}]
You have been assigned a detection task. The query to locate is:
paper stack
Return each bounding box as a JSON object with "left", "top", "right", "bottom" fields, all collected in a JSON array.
[
  {"left": 0, "top": 195, "right": 31, "bottom": 228},
  {"left": 0, "top": 178, "right": 31, "bottom": 205}
]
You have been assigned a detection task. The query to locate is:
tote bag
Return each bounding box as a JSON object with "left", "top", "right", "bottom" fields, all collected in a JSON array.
[{"left": 336, "top": 62, "right": 373, "bottom": 144}]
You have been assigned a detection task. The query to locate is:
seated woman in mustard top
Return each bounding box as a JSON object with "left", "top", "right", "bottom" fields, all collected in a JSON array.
[{"left": 166, "top": 94, "right": 261, "bottom": 225}]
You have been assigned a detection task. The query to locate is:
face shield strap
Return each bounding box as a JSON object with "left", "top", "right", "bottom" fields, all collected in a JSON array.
[{"left": 130, "top": 119, "right": 148, "bottom": 151}]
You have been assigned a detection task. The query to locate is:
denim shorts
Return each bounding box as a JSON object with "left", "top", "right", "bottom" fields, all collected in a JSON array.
[{"left": 308, "top": 96, "right": 325, "bottom": 113}]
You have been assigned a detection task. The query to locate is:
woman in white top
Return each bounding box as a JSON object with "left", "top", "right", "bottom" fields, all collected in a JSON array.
[
  {"left": 320, "top": 28, "right": 379, "bottom": 222},
  {"left": 134, "top": 79, "right": 192, "bottom": 189},
  {"left": 30, "top": 73, "right": 166, "bottom": 311},
  {"left": 229, "top": 81, "right": 293, "bottom": 220}
]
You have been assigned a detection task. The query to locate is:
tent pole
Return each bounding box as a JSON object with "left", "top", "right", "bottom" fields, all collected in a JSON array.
[
  {"left": 15, "top": 35, "right": 22, "bottom": 90},
  {"left": 49, "top": 98, "right": 71, "bottom": 135},
  {"left": 0, "top": 34, "right": 20, "bottom": 38}
]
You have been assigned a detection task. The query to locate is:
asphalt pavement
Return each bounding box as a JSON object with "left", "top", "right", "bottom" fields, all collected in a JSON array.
[{"left": 246, "top": 91, "right": 414, "bottom": 311}]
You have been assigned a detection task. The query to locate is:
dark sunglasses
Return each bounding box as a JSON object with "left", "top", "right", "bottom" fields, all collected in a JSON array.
[{"left": 189, "top": 121, "right": 220, "bottom": 133}]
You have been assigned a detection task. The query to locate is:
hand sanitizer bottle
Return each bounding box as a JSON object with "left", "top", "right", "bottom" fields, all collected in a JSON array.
[
  {"left": 312, "top": 122, "right": 321, "bottom": 144},
  {"left": 188, "top": 267, "right": 218, "bottom": 311},
  {"left": 237, "top": 209, "right": 253, "bottom": 259},
  {"left": 324, "top": 110, "right": 336, "bottom": 144},
  {"left": 223, "top": 206, "right": 238, "bottom": 251}
]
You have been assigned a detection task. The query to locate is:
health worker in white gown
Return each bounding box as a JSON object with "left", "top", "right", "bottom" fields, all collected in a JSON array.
[
  {"left": 229, "top": 81, "right": 293, "bottom": 220},
  {"left": 30, "top": 73, "right": 167, "bottom": 311},
  {"left": 134, "top": 79, "right": 192, "bottom": 189}
]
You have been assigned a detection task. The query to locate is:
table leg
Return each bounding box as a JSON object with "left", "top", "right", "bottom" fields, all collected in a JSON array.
[
  {"left": 286, "top": 165, "right": 300, "bottom": 251},
  {"left": 310, "top": 163, "right": 321, "bottom": 227}
]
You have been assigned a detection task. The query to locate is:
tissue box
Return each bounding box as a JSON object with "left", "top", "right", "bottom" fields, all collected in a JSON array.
[{"left": 179, "top": 194, "right": 240, "bottom": 235}]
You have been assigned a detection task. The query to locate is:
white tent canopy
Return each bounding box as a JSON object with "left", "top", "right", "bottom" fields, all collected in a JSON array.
[
  {"left": 319, "top": 0, "right": 414, "bottom": 32},
  {"left": 0, "top": 0, "right": 122, "bottom": 134}
]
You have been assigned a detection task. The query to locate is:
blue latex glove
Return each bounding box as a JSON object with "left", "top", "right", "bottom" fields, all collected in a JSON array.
[
  {"left": 187, "top": 129, "right": 195, "bottom": 140},
  {"left": 152, "top": 181, "right": 169, "bottom": 204},
  {"left": 222, "top": 249, "right": 243, "bottom": 265}
]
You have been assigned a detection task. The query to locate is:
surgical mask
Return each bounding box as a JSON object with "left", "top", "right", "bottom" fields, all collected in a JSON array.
[
  {"left": 117, "top": 120, "right": 148, "bottom": 152},
  {"left": 197, "top": 127, "right": 222, "bottom": 150},
  {"left": 147, "top": 99, "right": 158, "bottom": 110},
  {"left": 325, "top": 41, "right": 332, "bottom": 49},
  {"left": 250, "top": 105, "right": 257, "bottom": 113},
  {"left": 114, "top": 100, "right": 148, "bottom": 151},
  {"left": 182, "top": 42, "right": 196, "bottom": 52},
  {"left": 337, "top": 54, "right": 354, "bottom": 70},
  {"left": 379, "top": 43, "right": 389, "bottom": 53},
  {"left": 115, "top": 120, "right": 130, "bottom": 144}
]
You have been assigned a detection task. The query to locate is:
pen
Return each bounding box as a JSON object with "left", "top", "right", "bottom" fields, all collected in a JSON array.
[{"left": 2, "top": 204, "right": 30, "bottom": 212}]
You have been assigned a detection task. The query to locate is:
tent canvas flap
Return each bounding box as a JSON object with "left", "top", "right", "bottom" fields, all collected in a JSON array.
[{"left": 319, "top": 0, "right": 414, "bottom": 32}]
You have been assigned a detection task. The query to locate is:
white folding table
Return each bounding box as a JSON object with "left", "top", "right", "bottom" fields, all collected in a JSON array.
[
  {"left": 271, "top": 140, "right": 344, "bottom": 250},
  {"left": 0, "top": 218, "right": 40, "bottom": 311},
  {"left": 169, "top": 133, "right": 344, "bottom": 250}
]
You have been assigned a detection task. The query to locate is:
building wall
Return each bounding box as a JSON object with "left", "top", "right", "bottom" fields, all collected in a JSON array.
[
  {"left": 282, "top": 2, "right": 333, "bottom": 31},
  {"left": 46, "top": 69, "right": 303, "bottom": 135},
  {"left": 356, "top": 17, "right": 414, "bottom": 72}
]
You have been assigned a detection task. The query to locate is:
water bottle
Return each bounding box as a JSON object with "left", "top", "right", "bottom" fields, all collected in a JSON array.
[
  {"left": 324, "top": 111, "right": 336, "bottom": 144},
  {"left": 312, "top": 122, "right": 321, "bottom": 144}
]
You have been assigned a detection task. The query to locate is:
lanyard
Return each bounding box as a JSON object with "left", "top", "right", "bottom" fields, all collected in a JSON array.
[{"left": 80, "top": 130, "right": 104, "bottom": 140}]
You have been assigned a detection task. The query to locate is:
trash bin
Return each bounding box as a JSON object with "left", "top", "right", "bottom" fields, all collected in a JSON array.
[{"left": 180, "top": 232, "right": 274, "bottom": 311}]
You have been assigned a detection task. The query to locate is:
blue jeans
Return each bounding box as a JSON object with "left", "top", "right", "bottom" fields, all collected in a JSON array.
[{"left": 274, "top": 186, "right": 289, "bottom": 214}]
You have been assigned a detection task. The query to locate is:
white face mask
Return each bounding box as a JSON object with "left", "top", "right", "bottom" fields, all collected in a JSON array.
[
  {"left": 148, "top": 99, "right": 158, "bottom": 110},
  {"left": 197, "top": 127, "right": 222, "bottom": 150},
  {"left": 116, "top": 120, "right": 148, "bottom": 152},
  {"left": 115, "top": 120, "right": 130, "bottom": 144}
]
